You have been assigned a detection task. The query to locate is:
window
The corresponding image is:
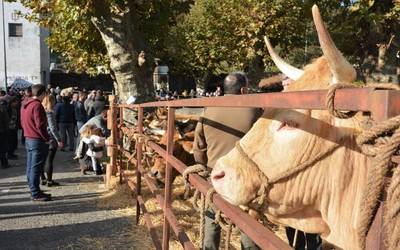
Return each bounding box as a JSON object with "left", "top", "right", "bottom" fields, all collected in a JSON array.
[{"left": 9, "top": 23, "right": 23, "bottom": 37}]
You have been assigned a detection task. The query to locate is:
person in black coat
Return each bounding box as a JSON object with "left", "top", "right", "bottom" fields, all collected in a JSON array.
[{"left": 55, "top": 95, "right": 75, "bottom": 151}]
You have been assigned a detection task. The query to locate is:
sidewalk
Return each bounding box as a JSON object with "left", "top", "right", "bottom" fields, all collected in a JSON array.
[{"left": 0, "top": 146, "right": 152, "bottom": 250}]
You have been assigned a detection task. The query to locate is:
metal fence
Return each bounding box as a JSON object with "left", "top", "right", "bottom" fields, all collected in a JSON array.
[{"left": 106, "top": 87, "right": 400, "bottom": 250}]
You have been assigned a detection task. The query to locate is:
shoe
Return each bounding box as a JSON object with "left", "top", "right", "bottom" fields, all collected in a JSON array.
[
  {"left": 47, "top": 181, "right": 60, "bottom": 187},
  {"left": 38, "top": 190, "right": 51, "bottom": 196},
  {"left": 41, "top": 179, "right": 47, "bottom": 185},
  {"left": 95, "top": 169, "right": 103, "bottom": 175},
  {"left": 73, "top": 155, "right": 81, "bottom": 160},
  {"left": 31, "top": 193, "right": 51, "bottom": 202}
]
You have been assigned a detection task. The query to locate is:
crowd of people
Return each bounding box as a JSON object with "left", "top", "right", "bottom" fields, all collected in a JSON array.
[{"left": 0, "top": 84, "right": 110, "bottom": 202}]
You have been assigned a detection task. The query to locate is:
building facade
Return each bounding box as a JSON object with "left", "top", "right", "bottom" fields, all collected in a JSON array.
[{"left": 0, "top": 1, "right": 50, "bottom": 89}]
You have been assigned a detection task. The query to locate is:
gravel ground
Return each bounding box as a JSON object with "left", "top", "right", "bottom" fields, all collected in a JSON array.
[{"left": 0, "top": 147, "right": 152, "bottom": 250}]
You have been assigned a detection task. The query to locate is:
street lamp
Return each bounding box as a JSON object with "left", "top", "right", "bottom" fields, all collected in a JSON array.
[{"left": 1, "top": 0, "right": 7, "bottom": 89}]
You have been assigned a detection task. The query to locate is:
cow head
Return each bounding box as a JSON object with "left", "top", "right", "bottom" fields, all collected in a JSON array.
[{"left": 211, "top": 5, "right": 367, "bottom": 249}]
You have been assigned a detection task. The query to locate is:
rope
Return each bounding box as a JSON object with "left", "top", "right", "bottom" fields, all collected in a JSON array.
[
  {"left": 326, "top": 83, "right": 400, "bottom": 249},
  {"left": 182, "top": 164, "right": 209, "bottom": 199},
  {"left": 326, "top": 83, "right": 358, "bottom": 119}
]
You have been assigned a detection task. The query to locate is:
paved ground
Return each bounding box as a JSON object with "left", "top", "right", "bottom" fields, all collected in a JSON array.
[{"left": 0, "top": 146, "right": 151, "bottom": 250}]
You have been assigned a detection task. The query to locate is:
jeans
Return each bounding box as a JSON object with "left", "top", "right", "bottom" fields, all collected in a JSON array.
[
  {"left": 59, "top": 122, "right": 75, "bottom": 151},
  {"left": 285, "top": 227, "right": 322, "bottom": 250},
  {"left": 41, "top": 147, "right": 57, "bottom": 182},
  {"left": 203, "top": 208, "right": 260, "bottom": 250},
  {"left": 7, "top": 129, "right": 18, "bottom": 155},
  {"left": 0, "top": 131, "right": 9, "bottom": 167},
  {"left": 26, "top": 138, "right": 49, "bottom": 198}
]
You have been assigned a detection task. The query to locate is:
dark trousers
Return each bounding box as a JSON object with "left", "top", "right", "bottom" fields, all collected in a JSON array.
[
  {"left": 25, "top": 138, "right": 49, "bottom": 198},
  {"left": 59, "top": 122, "right": 75, "bottom": 151},
  {"left": 7, "top": 129, "right": 18, "bottom": 155},
  {"left": 41, "top": 146, "right": 57, "bottom": 182},
  {"left": 0, "top": 131, "right": 9, "bottom": 167},
  {"left": 203, "top": 208, "right": 260, "bottom": 250},
  {"left": 285, "top": 227, "right": 322, "bottom": 250}
]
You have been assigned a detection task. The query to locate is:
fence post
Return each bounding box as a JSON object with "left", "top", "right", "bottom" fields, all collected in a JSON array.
[
  {"left": 118, "top": 106, "right": 124, "bottom": 184},
  {"left": 106, "top": 95, "right": 117, "bottom": 188},
  {"left": 136, "top": 107, "right": 144, "bottom": 224},
  {"left": 162, "top": 107, "right": 175, "bottom": 250}
]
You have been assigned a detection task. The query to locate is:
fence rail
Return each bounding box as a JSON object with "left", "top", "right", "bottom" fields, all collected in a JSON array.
[{"left": 106, "top": 87, "right": 400, "bottom": 250}]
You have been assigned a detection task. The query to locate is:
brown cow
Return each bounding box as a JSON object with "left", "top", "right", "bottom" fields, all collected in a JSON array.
[
  {"left": 148, "top": 120, "right": 197, "bottom": 185},
  {"left": 211, "top": 5, "right": 383, "bottom": 250}
]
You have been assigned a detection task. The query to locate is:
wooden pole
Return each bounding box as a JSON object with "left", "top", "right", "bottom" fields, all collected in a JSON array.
[
  {"left": 106, "top": 95, "right": 117, "bottom": 188},
  {"left": 136, "top": 107, "right": 144, "bottom": 224}
]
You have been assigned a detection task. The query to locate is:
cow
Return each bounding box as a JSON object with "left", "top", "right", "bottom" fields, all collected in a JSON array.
[
  {"left": 147, "top": 119, "right": 197, "bottom": 185},
  {"left": 211, "top": 5, "right": 380, "bottom": 250}
]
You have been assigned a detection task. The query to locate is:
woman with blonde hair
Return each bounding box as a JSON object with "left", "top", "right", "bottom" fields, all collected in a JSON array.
[{"left": 41, "top": 94, "right": 63, "bottom": 186}]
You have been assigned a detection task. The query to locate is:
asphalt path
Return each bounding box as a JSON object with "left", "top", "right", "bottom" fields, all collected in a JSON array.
[{"left": 0, "top": 146, "right": 151, "bottom": 250}]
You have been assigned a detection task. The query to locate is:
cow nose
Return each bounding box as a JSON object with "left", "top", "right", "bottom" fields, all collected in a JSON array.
[
  {"left": 152, "top": 171, "right": 159, "bottom": 177},
  {"left": 212, "top": 171, "right": 225, "bottom": 181}
]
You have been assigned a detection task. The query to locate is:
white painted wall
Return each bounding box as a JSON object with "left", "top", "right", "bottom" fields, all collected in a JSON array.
[{"left": 0, "top": 1, "right": 50, "bottom": 89}]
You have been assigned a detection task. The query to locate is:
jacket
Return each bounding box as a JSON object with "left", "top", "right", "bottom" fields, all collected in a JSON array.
[
  {"left": 82, "top": 135, "right": 105, "bottom": 158},
  {"left": 46, "top": 111, "right": 62, "bottom": 148},
  {"left": 55, "top": 101, "right": 75, "bottom": 123},
  {"left": 74, "top": 101, "right": 87, "bottom": 123},
  {"left": 193, "top": 107, "right": 261, "bottom": 169},
  {"left": 79, "top": 114, "right": 109, "bottom": 137},
  {"left": 20, "top": 98, "right": 49, "bottom": 142},
  {"left": 0, "top": 103, "right": 9, "bottom": 133},
  {"left": 92, "top": 96, "right": 106, "bottom": 116}
]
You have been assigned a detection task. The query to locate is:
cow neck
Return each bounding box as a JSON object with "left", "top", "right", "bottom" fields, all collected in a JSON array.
[{"left": 235, "top": 140, "right": 341, "bottom": 213}]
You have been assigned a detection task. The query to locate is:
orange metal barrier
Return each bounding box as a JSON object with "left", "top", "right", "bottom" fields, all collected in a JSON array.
[{"left": 107, "top": 87, "right": 400, "bottom": 250}]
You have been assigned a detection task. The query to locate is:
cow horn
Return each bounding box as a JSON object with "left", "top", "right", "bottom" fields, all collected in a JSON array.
[
  {"left": 312, "top": 5, "right": 356, "bottom": 83},
  {"left": 264, "top": 36, "right": 304, "bottom": 81}
]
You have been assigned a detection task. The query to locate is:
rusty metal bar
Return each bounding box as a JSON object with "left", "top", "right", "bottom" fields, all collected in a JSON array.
[
  {"left": 146, "top": 141, "right": 291, "bottom": 250},
  {"left": 364, "top": 90, "right": 400, "bottom": 250},
  {"left": 138, "top": 171, "right": 196, "bottom": 250},
  {"left": 136, "top": 107, "right": 144, "bottom": 225},
  {"left": 162, "top": 107, "right": 175, "bottom": 250},
  {"left": 118, "top": 88, "right": 375, "bottom": 111},
  {"left": 127, "top": 181, "right": 162, "bottom": 250}
]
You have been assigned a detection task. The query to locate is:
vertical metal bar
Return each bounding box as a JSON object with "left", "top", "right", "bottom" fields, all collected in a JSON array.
[
  {"left": 136, "top": 107, "right": 144, "bottom": 225},
  {"left": 366, "top": 89, "right": 400, "bottom": 250},
  {"left": 119, "top": 107, "right": 124, "bottom": 184},
  {"left": 162, "top": 107, "right": 175, "bottom": 250}
]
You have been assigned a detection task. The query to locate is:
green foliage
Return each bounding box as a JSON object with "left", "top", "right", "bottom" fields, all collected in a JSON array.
[{"left": 16, "top": 0, "right": 193, "bottom": 75}]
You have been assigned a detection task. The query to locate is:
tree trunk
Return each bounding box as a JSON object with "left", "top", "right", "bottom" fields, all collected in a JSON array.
[{"left": 91, "top": 4, "right": 155, "bottom": 104}]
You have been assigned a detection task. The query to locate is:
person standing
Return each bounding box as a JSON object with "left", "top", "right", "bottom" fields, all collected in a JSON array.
[
  {"left": 74, "top": 91, "right": 87, "bottom": 132},
  {"left": 0, "top": 97, "right": 10, "bottom": 168},
  {"left": 41, "top": 94, "right": 63, "bottom": 187},
  {"left": 20, "top": 84, "right": 51, "bottom": 201},
  {"left": 7, "top": 97, "right": 19, "bottom": 159},
  {"left": 193, "top": 73, "right": 262, "bottom": 250},
  {"left": 55, "top": 95, "right": 75, "bottom": 151}
]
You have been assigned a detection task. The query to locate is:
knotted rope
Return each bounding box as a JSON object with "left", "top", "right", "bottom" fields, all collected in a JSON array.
[{"left": 183, "top": 165, "right": 238, "bottom": 250}]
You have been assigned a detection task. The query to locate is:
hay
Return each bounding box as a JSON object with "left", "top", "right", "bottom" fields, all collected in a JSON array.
[{"left": 98, "top": 172, "right": 289, "bottom": 249}]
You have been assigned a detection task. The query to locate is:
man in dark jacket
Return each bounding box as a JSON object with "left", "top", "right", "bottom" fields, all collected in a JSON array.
[
  {"left": 55, "top": 95, "right": 75, "bottom": 151},
  {"left": 193, "top": 73, "right": 262, "bottom": 250},
  {"left": 20, "top": 84, "right": 51, "bottom": 201},
  {"left": 92, "top": 95, "right": 106, "bottom": 117}
]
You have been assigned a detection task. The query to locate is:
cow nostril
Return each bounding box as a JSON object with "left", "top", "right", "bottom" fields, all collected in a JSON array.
[
  {"left": 152, "top": 171, "right": 158, "bottom": 177},
  {"left": 212, "top": 171, "right": 225, "bottom": 181}
]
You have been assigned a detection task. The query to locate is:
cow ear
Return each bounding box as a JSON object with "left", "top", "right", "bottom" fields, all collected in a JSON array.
[
  {"left": 312, "top": 5, "right": 356, "bottom": 84},
  {"left": 264, "top": 36, "right": 304, "bottom": 81}
]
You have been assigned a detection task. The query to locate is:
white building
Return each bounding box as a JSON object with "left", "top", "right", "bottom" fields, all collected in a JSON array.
[{"left": 0, "top": 1, "right": 50, "bottom": 89}]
